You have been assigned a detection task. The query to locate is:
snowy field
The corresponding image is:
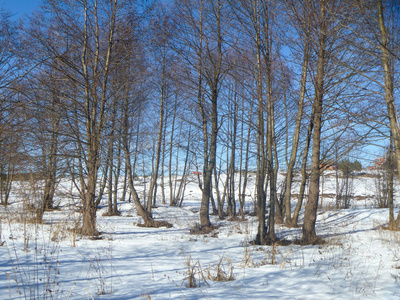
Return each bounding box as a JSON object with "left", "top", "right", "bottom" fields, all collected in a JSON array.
[{"left": 1, "top": 171, "right": 400, "bottom": 299}]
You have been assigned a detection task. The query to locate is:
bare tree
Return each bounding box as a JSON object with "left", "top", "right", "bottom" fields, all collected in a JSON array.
[
  {"left": 0, "top": 8, "right": 20, "bottom": 206},
  {"left": 26, "top": 69, "right": 65, "bottom": 222},
  {"left": 27, "top": 0, "right": 122, "bottom": 235},
  {"left": 302, "top": 0, "right": 327, "bottom": 244},
  {"left": 172, "top": 0, "right": 229, "bottom": 230},
  {"left": 301, "top": 0, "right": 357, "bottom": 243},
  {"left": 376, "top": 0, "right": 400, "bottom": 187},
  {"left": 336, "top": 0, "right": 400, "bottom": 228},
  {"left": 147, "top": 14, "right": 168, "bottom": 211},
  {"left": 282, "top": 0, "right": 311, "bottom": 227}
]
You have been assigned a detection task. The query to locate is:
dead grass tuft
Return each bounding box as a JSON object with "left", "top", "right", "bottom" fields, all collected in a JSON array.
[
  {"left": 227, "top": 216, "right": 243, "bottom": 222},
  {"left": 250, "top": 236, "right": 291, "bottom": 246},
  {"left": 181, "top": 253, "right": 209, "bottom": 288},
  {"left": 190, "top": 223, "right": 218, "bottom": 235},
  {"left": 207, "top": 256, "right": 235, "bottom": 282},
  {"left": 137, "top": 220, "right": 173, "bottom": 228},
  {"left": 102, "top": 211, "right": 121, "bottom": 217},
  {"left": 293, "top": 237, "right": 327, "bottom": 246}
]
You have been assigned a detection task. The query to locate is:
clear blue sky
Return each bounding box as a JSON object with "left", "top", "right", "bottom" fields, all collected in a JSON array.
[{"left": 1, "top": 0, "right": 42, "bottom": 18}]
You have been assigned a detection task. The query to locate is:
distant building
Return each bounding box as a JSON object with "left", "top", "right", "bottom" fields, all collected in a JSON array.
[
  {"left": 319, "top": 162, "right": 336, "bottom": 170},
  {"left": 374, "top": 157, "right": 385, "bottom": 168},
  {"left": 367, "top": 157, "right": 385, "bottom": 170}
]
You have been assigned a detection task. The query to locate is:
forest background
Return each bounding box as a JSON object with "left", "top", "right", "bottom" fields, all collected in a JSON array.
[{"left": 0, "top": 0, "right": 399, "bottom": 246}]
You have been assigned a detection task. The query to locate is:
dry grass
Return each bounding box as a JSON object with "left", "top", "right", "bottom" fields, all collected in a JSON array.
[
  {"left": 181, "top": 253, "right": 208, "bottom": 288},
  {"left": 189, "top": 223, "right": 218, "bottom": 235},
  {"left": 137, "top": 220, "right": 173, "bottom": 228},
  {"left": 206, "top": 256, "right": 235, "bottom": 282}
]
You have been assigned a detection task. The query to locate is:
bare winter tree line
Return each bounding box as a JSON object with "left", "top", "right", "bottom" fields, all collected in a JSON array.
[{"left": 0, "top": 0, "right": 399, "bottom": 244}]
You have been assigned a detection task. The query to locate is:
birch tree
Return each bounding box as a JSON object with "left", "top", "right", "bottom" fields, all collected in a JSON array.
[
  {"left": 282, "top": 0, "right": 311, "bottom": 227},
  {"left": 172, "top": 0, "right": 229, "bottom": 230},
  {"left": 376, "top": 0, "right": 400, "bottom": 229},
  {"left": 27, "top": 0, "right": 121, "bottom": 235},
  {"left": 302, "top": 0, "right": 327, "bottom": 243}
]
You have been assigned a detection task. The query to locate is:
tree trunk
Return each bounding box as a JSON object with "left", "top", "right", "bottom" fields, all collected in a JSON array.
[
  {"left": 112, "top": 142, "right": 121, "bottom": 216},
  {"left": 79, "top": 0, "right": 118, "bottom": 236},
  {"left": 200, "top": 84, "right": 219, "bottom": 228},
  {"left": 284, "top": 3, "right": 310, "bottom": 225},
  {"left": 292, "top": 108, "right": 313, "bottom": 227},
  {"left": 173, "top": 126, "right": 191, "bottom": 206},
  {"left": 228, "top": 91, "right": 238, "bottom": 218},
  {"left": 148, "top": 43, "right": 166, "bottom": 211},
  {"left": 107, "top": 145, "right": 114, "bottom": 216},
  {"left": 253, "top": 0, "right": 267, "bottom": 245},
  {"left": 262, "top": 0, "right": 277, "bottom": 241},
  {"left": 377, "top": 0, "right": 400, "bottom": 229},
  {"left": 199, "top": 0, "right": 223, "bottom": 230},
  {"left": 213, "top": 167, "right": 223, "bottom": 217},
  {"left": 302, "top": 0, "right": 326, "bottom": 244},
  {"left": 81, "top": 156, "right": 100, "bottom": 236},
  {"left": 169, "top": 94, "right": 178, "bottom": 206},
  {"left": 122, "top": 100, "right": 154, "bottom": 227}
]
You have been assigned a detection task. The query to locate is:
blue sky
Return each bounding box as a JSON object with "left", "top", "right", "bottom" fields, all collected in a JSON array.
[{"left": 1, "top": 0, "right": 41, "bottom": 18}]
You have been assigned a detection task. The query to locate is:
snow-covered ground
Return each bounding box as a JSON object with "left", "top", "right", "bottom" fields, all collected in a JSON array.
[{"left": 1, "top": 171, "right": 400, "bottom": 299}]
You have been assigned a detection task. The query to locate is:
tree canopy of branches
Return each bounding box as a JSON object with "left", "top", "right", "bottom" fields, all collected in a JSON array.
[{"left": 1, "top": 0, "right": 400, "bottom": 241}]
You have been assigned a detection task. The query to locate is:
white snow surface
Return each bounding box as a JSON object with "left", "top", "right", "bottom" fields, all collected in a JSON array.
[{"left": 1, "top": 172, "right": 400, "bottom": 299}]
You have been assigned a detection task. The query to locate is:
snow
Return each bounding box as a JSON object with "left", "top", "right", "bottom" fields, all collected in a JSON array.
[{"left": 1, "top": 172, "right": 400, "bottom": 299}]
